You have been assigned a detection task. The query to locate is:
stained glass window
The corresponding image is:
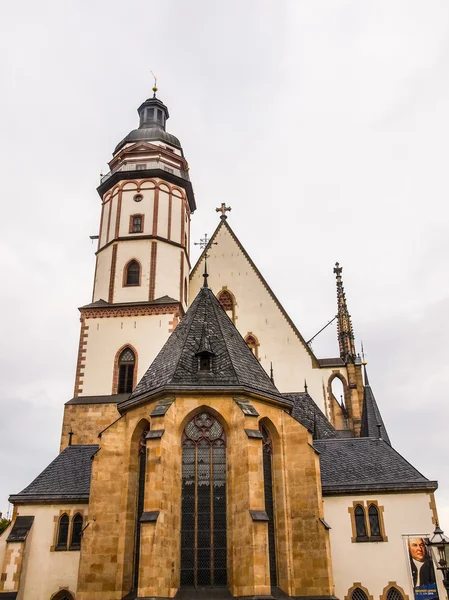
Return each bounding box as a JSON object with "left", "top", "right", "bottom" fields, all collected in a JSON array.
[
  {"left": 56, "top": 514, "right": 69, "bottom": 550},
  {"left": 354, "top": 505, "right": 367, "bottom": 538},
  {"left": 261, "top": 425, "right": 277, "bottom": 586},
  {"left": 368, "top": 504, "right": 381, "bottom": 537},
  {"left": 69, "top": 513, "right": 83, "bottom": 550},
  {"left": 351, "top": 588, "right": 369, "bottom": 600},
  {"left": 118, "top": 348, "right": 135, "bottom": 394},
  {"left": 387, "top": 588, "right": 404, "bottom": 600},
  {"left": 181, "top": 412, "right": 227, "bottom": 587}
]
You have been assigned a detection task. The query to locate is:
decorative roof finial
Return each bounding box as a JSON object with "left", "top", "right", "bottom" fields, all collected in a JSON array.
[
  {"left": 68, "top": 430, "right": 74, "bottom": 447},
  {"left": 216, "top": 203, "right": 232, "bottom": 220},
  {"left": 151, "top": 71, "right": 158, "bottom": 97},
  {"left": 270, "top": 362, "right": 275, "bottom": 384},
  {"left": 194, "top": 233, "right": 217, "bottom": 288},
  {"left": 304, "top": 379, "right": 308, "bottom": 394},
  {"left": 333, "top": 262, "right": 356, "bottom": 363},
  {"left": 361, "top": 341, "right": 370, "bottom": 386}
]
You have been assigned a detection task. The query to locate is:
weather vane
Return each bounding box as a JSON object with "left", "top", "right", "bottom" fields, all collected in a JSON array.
[
  {"left": 194, "top": 233, "right": 217, "bottom": 287},
  {"left": 151, "top": 71, "right": 158, "bottom": 97}
]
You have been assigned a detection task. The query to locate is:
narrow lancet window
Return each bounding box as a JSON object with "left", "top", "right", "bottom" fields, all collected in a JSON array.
[
  {"left": 354, "top": 505, "right": 367, "bottom": 539},
  {"left": 125, "top": 260, "right": 140, "bottom": 286},
  {"left": 118, "top": 348, "right": 135, "bottom": 393},
  {"left": 70, "top": 513, "right": 83, "bottom": 550},
  {"left": 261, "top": 424, "right": 277, "bottom": 586},
  {"left": 368, "top": 504, "right": 381, "bottom": 537},
  {"left": 56, "top": 514, "right": 69, "bottom": 550}
]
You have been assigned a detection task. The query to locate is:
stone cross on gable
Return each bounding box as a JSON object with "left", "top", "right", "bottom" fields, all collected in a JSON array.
[{"left": 215, "top": 203, "right": 231, "bottom": 219}]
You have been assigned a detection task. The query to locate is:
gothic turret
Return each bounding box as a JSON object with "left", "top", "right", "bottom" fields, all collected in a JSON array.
[{"left": 334, "top": 262, "right": 356, "bottom": 363}]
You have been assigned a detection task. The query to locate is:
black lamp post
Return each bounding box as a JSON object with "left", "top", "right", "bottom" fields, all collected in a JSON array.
[{"left": 427, "top": 523, "right": 449, "bottom": 597}]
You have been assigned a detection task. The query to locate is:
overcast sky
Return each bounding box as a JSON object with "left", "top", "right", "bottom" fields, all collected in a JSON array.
[{"left": 0, "top": 0, "right": 448, "bottom": 530}]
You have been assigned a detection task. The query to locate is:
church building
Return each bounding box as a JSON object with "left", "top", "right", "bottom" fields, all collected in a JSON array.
[{"left": 0, "top": 89, "right": 444, "bottom": 600}]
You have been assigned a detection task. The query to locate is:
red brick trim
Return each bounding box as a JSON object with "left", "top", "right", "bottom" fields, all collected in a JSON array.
[
  {"left": 167, "top": 192, "right": 172, "bottom": 240},
  {"left": 112, "top": 343, "right": 139, "bottom": 394},
  {"left": 80, "top": 303, "right": 181, "bottom": 319},
  {"left": 73, "top": 318, "right": 89, "bottom": 397},
  {"left": 108, "top": 244, "right": 118, "bottom": 303},
  {"left": 149, "top": 242, "right": 158, "bottom": 300},
  {"left": 122, "top": 258, "right": 142, "bottom": 287},
  {"left": 180, "top": 198, "right": 185, "bottom": 252},
  {"left": 115, "top": 190, "right": 122, "bottom": 238},
  {"left": 168, "top": 310, "right": 181, "bottom": 333},
  {"left": 152, "top": 188, "right": 159, "bottom": 236},
  {"left": 96, "top": 236, "right": 191, "bottom": 269},
  {"left": 179, "top": 251, "right": 184, "bottom": 304},
  {"left": 129, "top": 214, "right": 145, "bottom": 234},
  {"left": 98, "top": 201, "right": 105, "bottom": 251},
  {"left": 106, "top": 196, "right": 113, "bottom": 244}
]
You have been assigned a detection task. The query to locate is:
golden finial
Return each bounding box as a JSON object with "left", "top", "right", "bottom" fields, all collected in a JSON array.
[
  {"left": 361, "top": 341, "right": 367, "bottom": 365},
  {"left": 151, "top": 71, "right": 158, "bottom": 97}
]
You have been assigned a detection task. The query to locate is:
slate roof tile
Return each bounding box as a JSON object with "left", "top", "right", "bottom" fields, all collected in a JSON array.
[
  {"left": 314, "top": 438, "right": 436, "bottom": 493},
  {"left": 360, "top": 367, "right": 391, "bottom": 445},
  {"left": 285, "top": 392, "right": 337, "bottom": 440},
  {"left": 9, "top": 445, "right": 99, "bottom": 502}
]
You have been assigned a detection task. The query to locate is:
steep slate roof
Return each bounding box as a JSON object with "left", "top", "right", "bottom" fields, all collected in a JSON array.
[
  {"left": 285, "top": 392, "right": 337, "bottom": 440},
  {"left": 315, "top": 438, "right": 437, "bottom": 494},
  {"left": 9, "top": 445, "right": 98, "bottom": 503},
  {"left": 120, "top": 285, "right": 288, "bottom": 411},
  {"left": 360, "top": 366, "right": 391, "bottom": 445},
  {"left": 80, "top": 295, "right": 180, "bottom": 310}
]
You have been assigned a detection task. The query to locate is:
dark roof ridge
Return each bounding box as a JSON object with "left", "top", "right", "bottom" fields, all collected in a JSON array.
[{"left": 207, "top": 287, "right": 241, "bottom": 383}]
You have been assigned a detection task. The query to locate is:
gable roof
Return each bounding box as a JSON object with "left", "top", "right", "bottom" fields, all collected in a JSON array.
[
  {"left": 315, "top": 438, "right": 436, "bottom": 494},
  {"left": 9, "top": 445, "right": 99, "bottom": 504},
  {"left": 119, "top": 285, "right": 288, "bottom": 412},
  {"left": 190, "top": 219, "right": 320, "bottom": 367},
  {"left": 360, "top": 366, "right": 391, "bottom": 445},
  {"left": 285, "top": 392, "right": 337, "bottom": 440}
]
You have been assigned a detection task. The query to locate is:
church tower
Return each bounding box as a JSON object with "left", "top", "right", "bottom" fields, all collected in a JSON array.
[{"left": 64, "top": 88, "right": 195, "bottom": 448}]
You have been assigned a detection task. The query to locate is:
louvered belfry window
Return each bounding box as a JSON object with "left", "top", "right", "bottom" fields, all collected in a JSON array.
[
  {"left": 261, "top": 424, "right": 277, "bottom": 586},
  {"left": 181, "top": 412, "right": 227, "bottom": 587},
  {"left": 118, "top": 348, "right": 135, "bottom": 393}
]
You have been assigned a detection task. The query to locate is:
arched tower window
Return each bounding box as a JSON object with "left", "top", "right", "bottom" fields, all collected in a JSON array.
[
  {"left": 351, "top": 588, "right": 369, "bottom": 600},
  {"left": 217, "top": 289, "right": 235, "bottom": 323},
  {"left": 50, "top": 591, "right": 75, "bottom": 600},
  {"left": 69, "top": 513, "right": 83, "bottom": 550},
  {"left": 368, "top": 504, "right": 381, "bottom": 538},
  {"left": 125, "top": 260, "right": 140, "bottom": 286},
  {"left": 56, "top": 514, "right": 69, "bottom": 550},
  {"left": 118, "top": 348, "right": 135, "bottom": 393},
  {"left": 245, "top": 333, "right": 259, "bottom": 359},
  {"left": 260, "top": 424, "right": 277, "bottom": 586},
  {"left": 181, "top": 412, "right": 226, "bottom": 588},
  {"left": 354, "top": 505, "right": 367, "bottom": 539}
]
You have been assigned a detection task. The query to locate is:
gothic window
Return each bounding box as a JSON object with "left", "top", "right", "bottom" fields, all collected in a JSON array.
[
  {"left": 351, "top": 588, "right": 369, "bottom": 600},
  {"left": 125, "top": 260, "right": 140, "bottom": 286},
  {"left": 354, "top": 505, "right": 367, "bottom": 539},
  {"left": 130, "top": 215, "right": 143, "bottom": 233},
  {"left": 260, "top": 424, "right": 277, "bottom": 586},
  {"left": 368, "top": 504, "right": 381, "bottom": 538},
  {"left": 217, "top": 289, "right": 235, "bottom": 323},
  {"left": 386, "top": 588, "right": 404, "bottom": 600},
  {"left": 51, "top": 591, "right": 75, "bottom": 600},
  {"left": 56, "top": 514, "right": 69, "bottom": 550},
  {"left": 118, "top": 348, "right": 135, "bottom": 393},
  {"left": 69, "top": 513, "right": 83, "bottom": 550},
  {"left": 245, "top": 333, "right": 259, "bottom": 359},
  {"left": 181, "top": 412, "right": 227, "bottom": 587},
  {"left": 133, "top": 427, "right": 149, "bottom": 591}
]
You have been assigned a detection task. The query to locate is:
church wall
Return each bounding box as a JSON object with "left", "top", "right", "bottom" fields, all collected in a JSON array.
[
  {"left": 92, "top": 244, "right": 113, "bottom": 302},
  {"left": 190, "top": 224, "right": 341, "bottom": 411},
  {"left": 154, "top": 241, "right": 185, "bottom": 301},
  {"left": 79, "top": 312, "right": 175, "bottom": 397},
  {"left": 113, "top": 239, "right": 152, "bottom": 303},
  {"left": 10, "top": 504, "right": 85, "bottom": 600},
  {"left": 77, "top": 394, "right": 334, "bottom": 599},
  {"left": 118, "top": 186, "right": 155, "bottom": 238},
  {"left": 60, "top": 402, "right": 120, "bottom": 450},
  {"left": 324, "top": 492, "right": 438, "bottom": 600}
]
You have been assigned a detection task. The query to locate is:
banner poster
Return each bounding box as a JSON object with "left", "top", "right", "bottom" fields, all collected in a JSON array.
[{"left": 405, "top": 535, "right": 439, "bottom": 600}]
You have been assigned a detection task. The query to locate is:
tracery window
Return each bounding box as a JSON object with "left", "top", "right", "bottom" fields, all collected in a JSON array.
[
  {"left": 217, "top": 289, "right": 235, "bottom": 323},
  {"left": 351, "top": 588, "right": 369, "bottom": 600},
  {"left": 118, "top": 347, "right": 135, "bottom": 393},
  {"left": 354, "top": 505, "right": 367, "bottom": 539},
  {"left": 56, "top": 514, "right": 69, "bottom": 550},
  {"left": 69, "top": 513, "right": 83, "bottom": 550},
  {"left": 261, "top": 424, "right": 277, "bottom": 586},
  {"left": 51, "top": 591, "right": 74, "bottom": 600},
  {"left": 181, "top": 412, "right": 226, "bottom": 587},
  {"left": 125, "top": 260, "right": 140, "bottom": 286},
  {"left": 386, "top": 588, "right": 404, "bottom": 600},
  {"left": 245, "top": 333, "right": 259, "bottom": 359}
]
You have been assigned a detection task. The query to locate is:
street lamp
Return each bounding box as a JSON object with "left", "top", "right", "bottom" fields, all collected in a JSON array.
[{"left": 427, "top": 523, "right": 449, "bottom": 596}]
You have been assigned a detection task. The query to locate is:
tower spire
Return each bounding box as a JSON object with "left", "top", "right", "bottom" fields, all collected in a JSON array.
[{"left": 333, "top": 262, "right": 356, "bottom": 363}]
